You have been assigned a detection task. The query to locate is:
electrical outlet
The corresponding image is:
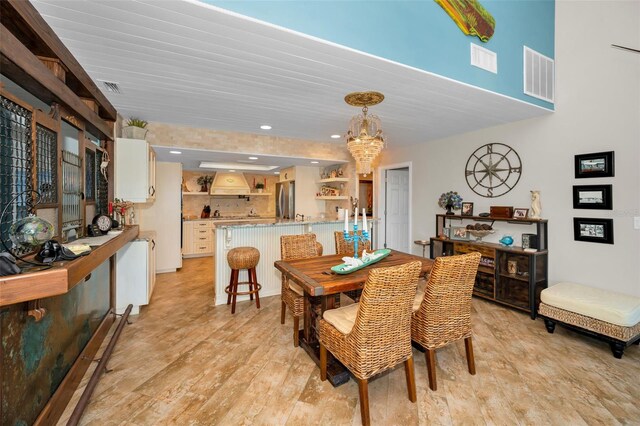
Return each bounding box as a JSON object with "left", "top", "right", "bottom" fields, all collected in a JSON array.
[{"left": 634, "top": 216, "right": 640, "bottom": 230}]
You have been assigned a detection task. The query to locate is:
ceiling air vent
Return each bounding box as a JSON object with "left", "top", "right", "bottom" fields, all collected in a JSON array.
[
  {"left": 97, "top": 80, "right": 121, "bottom": 94},
  {"left": 524, "top": 46, "right": 554, "bottom": 103}
]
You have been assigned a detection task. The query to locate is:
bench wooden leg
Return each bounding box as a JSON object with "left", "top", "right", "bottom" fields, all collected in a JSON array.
[
  {"left": 610, "top": 341, "right": 625, "bottom": 359},
  {"left": 544, "top": 319, "right": 556, "bottom": 333}
]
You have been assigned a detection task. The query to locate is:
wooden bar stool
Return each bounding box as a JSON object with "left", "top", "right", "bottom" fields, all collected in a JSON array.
[{"left": 226, "top": 247, "right": 261, "bottom": 314}]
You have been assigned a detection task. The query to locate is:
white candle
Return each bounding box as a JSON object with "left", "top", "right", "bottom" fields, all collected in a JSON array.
[
  {"left": 344, "top": 208, "right": 348, "bottom": 232},
  {"left": 362, "top": 208, "right": 367, "bottom": 233},
  {"left": 354, "top": 211, "right": 358, "bottom": 230}
]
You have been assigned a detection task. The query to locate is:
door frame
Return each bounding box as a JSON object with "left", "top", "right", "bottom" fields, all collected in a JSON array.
[{"left": 376, "top": 161, "right": 412, "bottom": 253}]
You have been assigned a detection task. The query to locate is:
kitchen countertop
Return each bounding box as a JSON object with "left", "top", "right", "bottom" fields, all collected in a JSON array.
[{"left": 212, "top": 217, "right": 379, "bottom": 228}]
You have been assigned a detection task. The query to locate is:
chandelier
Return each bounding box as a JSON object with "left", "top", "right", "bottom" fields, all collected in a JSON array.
[{"left": 344, "top": 91, "right": 385, "bottom": 175}]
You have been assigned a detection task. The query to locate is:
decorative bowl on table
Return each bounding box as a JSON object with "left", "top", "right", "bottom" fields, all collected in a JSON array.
[
  {"left": 331, "top": 249, "right": 391, "bottom": 274},
  {"left": 467, "top": 229, "right": 495, "bottom": 242}
]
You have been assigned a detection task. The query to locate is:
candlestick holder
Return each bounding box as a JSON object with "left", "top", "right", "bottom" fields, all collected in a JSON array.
[{"left": 343, "top": 225, "right": 370, "bottom": 259}]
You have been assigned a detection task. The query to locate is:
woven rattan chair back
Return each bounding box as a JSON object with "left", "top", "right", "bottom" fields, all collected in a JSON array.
[
  {"left": 412, "top": 252, "right": 481, "bottom": 349},
  {"left": 280, "top": 233, "right": 319, "bottom": 261},
  {"left": 346, "top": 261, "right": 422, "bottom": 378},
  {"left": 334, "top": 231, "right": 371, "bottom": 257}
]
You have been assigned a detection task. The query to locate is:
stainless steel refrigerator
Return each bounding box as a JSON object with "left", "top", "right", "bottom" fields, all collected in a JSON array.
[{"left": 276, "top": 181, "right": 295, "bottom": 219}]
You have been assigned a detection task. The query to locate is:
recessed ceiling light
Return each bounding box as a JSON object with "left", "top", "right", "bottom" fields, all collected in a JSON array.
[
  {"left": 169, "top": 150, "right": 182, "bottom": 154},
  {"left": 229, "top": 169, "right": 236, "bottom": 172},
  {"left": 330, "top": 134, "right": 341, "bottom": 139},
  {"left": 248, "top": 156, "right": 258, "bottom": 160},
  {"left": 260, "top": 125, "right": 272, "bottom": 130},
  {"left": 310, "top": 161, "right": 319, "bottom": 164},
  {"left": 274, "top": 171, "right": 280, "bottom": 175}
]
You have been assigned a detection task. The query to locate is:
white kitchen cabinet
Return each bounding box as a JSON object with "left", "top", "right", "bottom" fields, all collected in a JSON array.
[
  {"left": 182, "top": 220, "right": 214, "bottom": 257},
  {"left": 116, "top": 232, "right": 156, "bottom": 315},
  {"left": 114, "top": 138, "right": 156, "bottom": 203}
]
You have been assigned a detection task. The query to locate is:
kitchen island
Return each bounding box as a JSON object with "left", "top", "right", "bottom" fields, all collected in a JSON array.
[{"left": 211, "top": 218, "right": 377, "bottom": 305}]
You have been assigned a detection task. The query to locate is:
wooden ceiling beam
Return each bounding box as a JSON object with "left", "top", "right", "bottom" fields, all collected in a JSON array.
[
  {"left": 1, "top": 24, "right": 113, "bottom": 139},
  {"left": 5, "top": 0, "right": 118, "bottom": 121}
]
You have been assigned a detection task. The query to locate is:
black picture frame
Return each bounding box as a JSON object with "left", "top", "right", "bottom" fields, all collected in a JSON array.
[
  {"left": 573, "top": 217, "right": 613, "bottom": 244},
  {"left": 461, "top": 202, "right": 474, "bottom": 216},
  {"left": 574, "top": 151, "right": 614, "bottom": 178},
  {"left": 572, "top": 184, "right": 612, "bottom": 210}
]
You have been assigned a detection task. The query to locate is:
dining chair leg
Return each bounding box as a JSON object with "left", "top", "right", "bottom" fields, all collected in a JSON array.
[
  {"left": 280, "top": 301, "right": 286, "bottom": 324},
  {"left": 320, "top": 343, "right": 327, "bottom": 381},
  {"left": 251, "top": 268, "right": 260, "bottom": 309},
  {"left": 425, "top": 348, "right": 437, "bottom": 391},
  {"left": 293, "top": 316, "right": 300, "bottom": 347},
  {"left": 357, "top": 378, "right": 370, "bottom": 426},
  {"left": 404, "top": 356, "right": 417, "bottom": 402},
  {"left": 464, "top": 336, "right": 476, "bottom": 375}
]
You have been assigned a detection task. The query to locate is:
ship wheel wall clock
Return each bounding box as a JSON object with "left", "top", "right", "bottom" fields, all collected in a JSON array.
[{"left": 465, "top": 143, "right": 522, "bottom": 198}]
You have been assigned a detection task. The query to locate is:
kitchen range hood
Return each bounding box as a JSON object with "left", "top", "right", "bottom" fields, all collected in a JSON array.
[{"left": 210, "top": 172, "right": 251, "bottom": 195}]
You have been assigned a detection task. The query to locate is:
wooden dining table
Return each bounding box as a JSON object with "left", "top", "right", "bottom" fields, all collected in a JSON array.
[{"left": 274, "top": 249, "right": 433, "bottom": 386}]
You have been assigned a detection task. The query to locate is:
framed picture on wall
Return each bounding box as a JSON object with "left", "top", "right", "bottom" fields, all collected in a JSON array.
[
  {"left": 573, "top": 217, "right": 613, "bottom": 244},
  {"left": 574, "top": 151, "right": 614, "bottom": 178},
  {"left": 461, "top": 202, "right": 474, "bottom": 216},
  {"left": 572, "top": 184, "right": 612, "bottom": 209}
]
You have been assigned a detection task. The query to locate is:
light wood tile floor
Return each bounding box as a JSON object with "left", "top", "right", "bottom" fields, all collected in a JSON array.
[{"left": 59, "top": 257, "right": 640, "bottom": 425}]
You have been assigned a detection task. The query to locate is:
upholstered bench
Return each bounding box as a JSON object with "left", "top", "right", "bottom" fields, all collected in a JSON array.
[{"left": 538, "top": 282, "right": 640, "bottom": 358}]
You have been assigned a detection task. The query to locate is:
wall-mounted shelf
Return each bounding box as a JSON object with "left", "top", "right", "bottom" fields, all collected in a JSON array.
[
  {"left": 209, "top": 192, "right": 272, "bottom": 197},
  {"left": 0, "top": 226, "right": 139, "bottom": 307},
  {"left": 182, "top": 192, "right": 209, "bottom": 196},
  {"left": 318, "top": 178, "right": 349, "bottom": 183},
  {"left": 316, "top": 196, "right": 348, "bottom": 200}
]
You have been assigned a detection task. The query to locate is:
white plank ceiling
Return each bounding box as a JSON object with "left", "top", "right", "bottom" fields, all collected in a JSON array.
[{"left": 31, "top": 0, "right": 551, "bottom": 161}]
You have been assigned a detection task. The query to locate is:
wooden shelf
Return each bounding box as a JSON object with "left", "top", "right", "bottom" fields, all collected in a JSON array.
[
  {"left": 316, "top": 196, "right": 348, "bottom": 200},
  {"left": 318, "top": 178, "right": 349, "bottom": 183},
  {"left": 209, "top": 192, "right": 272, "bottom": 197},
  {"left": 0, "top": 226, "right": 138, "bottom": 307},
  {"left": 182, "top": 192, "right": 209, "bottom": 196},
  {"left": 437, "top": 214, "right": 547, "bottom": 224}
]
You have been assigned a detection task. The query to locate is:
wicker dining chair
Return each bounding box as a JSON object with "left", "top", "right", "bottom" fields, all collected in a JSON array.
[
  {"left": 334, "top": 231, "right": 371, "bottom": 257},
  {"left": 411, "top": 251, "right": 481, "bottom": 391},
  {"left": 319, "top": 261, "right": 422, "bottom": 426},
  {"left": 280, "top": 233, "right": 321, "bottom": 347}
]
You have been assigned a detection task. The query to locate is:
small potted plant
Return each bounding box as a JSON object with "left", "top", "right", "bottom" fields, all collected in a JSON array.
[
  {"left": 197, "top": 175, "right": 214, "bottom": 193},
  {"left": 255, "top": 182, "right": 265, "bottom": 193},
  {"left": 123, "top": 117, "right": 148, "bottom": 140}
]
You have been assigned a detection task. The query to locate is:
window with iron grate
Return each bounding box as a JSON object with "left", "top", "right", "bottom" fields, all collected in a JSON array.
[
  {"left": 36, "top": 123, "right": 58, "bottom": 205},
  {"left": 85, "top": 147, "right": 96, "bottom": 202},
  {"left": 1, "top": 96, "right": 34, "bottom": 255}
]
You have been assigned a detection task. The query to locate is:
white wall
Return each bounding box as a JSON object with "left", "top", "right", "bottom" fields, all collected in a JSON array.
[
  {"left": 379, "top": 1, "right": 640, "bottom": 296},
  {"left": 294, "top": 166, "right": 324, "bottom": 219}
]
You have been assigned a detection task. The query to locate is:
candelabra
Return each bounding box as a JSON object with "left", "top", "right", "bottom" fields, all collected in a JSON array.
[{"left": 343, "top": 224, "right": 370, "bottom": 259}]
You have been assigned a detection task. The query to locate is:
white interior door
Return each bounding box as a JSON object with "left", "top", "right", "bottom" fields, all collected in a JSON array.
[{"left": 384, "top": 167, "right": 410, "bottom": 252}]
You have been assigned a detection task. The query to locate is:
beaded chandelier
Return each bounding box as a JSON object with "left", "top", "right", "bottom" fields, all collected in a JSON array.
[{"left": 344, "top": 91, "right": 385, "bottom": 175}]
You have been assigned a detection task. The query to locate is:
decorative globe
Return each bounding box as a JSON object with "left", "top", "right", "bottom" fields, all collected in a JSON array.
[{"left": 9, "top": 215, "right": 54, "bottom": 250}]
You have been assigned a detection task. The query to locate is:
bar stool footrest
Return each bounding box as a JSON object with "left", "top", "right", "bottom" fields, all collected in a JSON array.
[{"left": 225, "top": 282, "right": 262, "bottom": 296}]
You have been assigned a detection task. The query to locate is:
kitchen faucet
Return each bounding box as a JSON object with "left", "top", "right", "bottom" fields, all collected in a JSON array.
[{"left": 296, "top": 213, "right": 305, "bottom": 221}]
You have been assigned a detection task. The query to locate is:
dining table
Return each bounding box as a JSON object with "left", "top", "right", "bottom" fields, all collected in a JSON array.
[{"left": 274, "top": 249, "right": 433, "bottom": 386}]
